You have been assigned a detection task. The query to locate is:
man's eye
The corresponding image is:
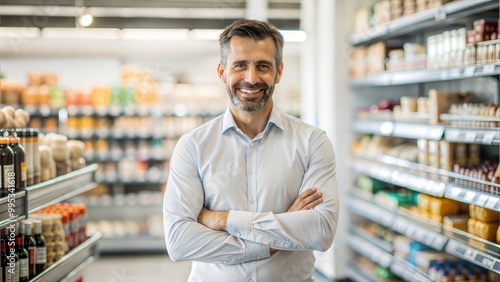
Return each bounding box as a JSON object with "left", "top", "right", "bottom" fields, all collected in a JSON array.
[
  {"left": 234, "top": 64, "right": 246, "bottom": 71},
  {"left": 258, "top": 65, "right": 270, "bottom": 70}
]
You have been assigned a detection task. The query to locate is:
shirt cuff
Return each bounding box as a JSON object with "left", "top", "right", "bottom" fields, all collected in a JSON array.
[{"left": 227, "top": 210, "right": 253, "bottom": 238}]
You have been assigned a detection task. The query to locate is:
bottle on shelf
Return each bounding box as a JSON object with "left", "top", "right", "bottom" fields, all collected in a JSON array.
[
  {"left": 5, "top": 226, "right": 19, "bottom": 282},
  {"left": 1, "top": 229, "right": 7, "bottom": 282},
  {"left": 21, "top": 221, "right": 36, "bottom": 280},
  {"left": 0, "top": 136, "right": 15, "bottom": 197},
  {"left": 33, "top": 220, "right": 46, "bottom": 276},
  {"left": 8, "top": 131, "right": 26, "bottom": 192},
  {"left": 15, "top": 223, "right": 28, "bottom": 282}
]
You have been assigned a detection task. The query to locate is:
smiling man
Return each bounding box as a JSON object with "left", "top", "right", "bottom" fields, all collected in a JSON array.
[{"left": 163, "top": 19, "right": 339, "bottom": 282}]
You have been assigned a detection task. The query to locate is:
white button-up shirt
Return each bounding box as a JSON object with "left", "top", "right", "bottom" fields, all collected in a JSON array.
[{"left": 163, "top": 106, "right": 339, "bottom": 282}]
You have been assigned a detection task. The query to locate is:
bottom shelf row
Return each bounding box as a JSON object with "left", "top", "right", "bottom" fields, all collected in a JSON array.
[{"left": 348, "top": 223, "right": 499, "bottom": 282}]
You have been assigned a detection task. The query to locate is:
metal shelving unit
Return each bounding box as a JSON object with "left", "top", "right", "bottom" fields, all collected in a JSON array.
[
  {"left": 349, "top": 0, "right": 499, "bottom": 46},
  {"left": 27, "top": 164, "right": 99, "bottom": 213},
  {"left": 31, "top": 232, "right": 102, "bottom": 282},
  {"left": 349, "top": 195, "right": 500, "bottom": 274},
  {"left": 0, "top": 165, "right": 102, "bottom": 281}
]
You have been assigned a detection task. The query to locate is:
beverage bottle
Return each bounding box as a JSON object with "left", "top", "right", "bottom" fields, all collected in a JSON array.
[
  {"left": 0, "top": 137, "right": 15, "bottom": 197},
  {"left": 7, "top": 134, "right": 26, "bottom": 192},
  {"left": 15, "top": 224, "right": 28, "bottom": 282},
  {"left": 5, "top": 226, "right": 19, "bottom": 282},
  {"left": 21, "top": 221, "right": 36, "bottom": 279},
  {"left": 32, "top": 220, "right": 46, "bottom": 275}
]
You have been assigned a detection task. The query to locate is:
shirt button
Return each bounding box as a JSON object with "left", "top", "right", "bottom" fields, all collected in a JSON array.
[
  {"left": 250, "top": 199, "right": 255, "bottom": 204},
  {"left": 248, "top": 171, "right": 253, "bottom": 175},
  {"left": 249, "top": 280, "right": 254, "bottom": 282},
  {"left": 250, "top": 142, "right": 254, "bottom": 147},
  {"left": 257, "top": 255, "right": 261, "bottom": 259},
  {"left": 236, "top": 232, "right": 241, "bottom": 237},
  {"left": 262, "top": 238, "right": 267, "bottom": 243}
]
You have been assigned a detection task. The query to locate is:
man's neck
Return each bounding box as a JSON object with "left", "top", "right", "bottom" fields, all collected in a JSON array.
[{"left": 230, "top": 102, "right": 273, "bottom": 139}]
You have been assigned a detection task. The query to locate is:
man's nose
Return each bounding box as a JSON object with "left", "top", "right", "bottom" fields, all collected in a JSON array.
[{"left": 244, "top": 67, "right": 259, "bottom": 85}]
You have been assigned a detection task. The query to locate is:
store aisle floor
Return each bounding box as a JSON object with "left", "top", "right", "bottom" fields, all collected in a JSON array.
[{"left": 83, "top": 254, "right": 334, "bottom": 282}]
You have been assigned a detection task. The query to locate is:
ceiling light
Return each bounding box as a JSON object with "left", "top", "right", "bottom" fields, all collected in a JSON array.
[
  {"left": 281, "top": 30, "right": 307, "bottom": 42},
  {"left": 78, "top": 9, "right": 94, "bottom": 27},
  {"left": 121, "top": 29, "right": 190, "bottom": 41}
]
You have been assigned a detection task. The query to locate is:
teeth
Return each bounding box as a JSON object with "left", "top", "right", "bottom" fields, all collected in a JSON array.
[{"left": 240, "top": 89, "right": 260, "bottom": 94}]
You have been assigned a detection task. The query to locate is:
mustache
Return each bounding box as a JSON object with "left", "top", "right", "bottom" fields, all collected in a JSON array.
[{"left": 234, "top": 82, "right": 269, "bottom": 90}]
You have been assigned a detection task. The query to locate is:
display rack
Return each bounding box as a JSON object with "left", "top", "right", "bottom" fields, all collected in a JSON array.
[
  {"left": 349, "top": 0, "right": 499, "bottom": 46},
  {"left": 0, "top": 164, "right": 101, "bottom": 281},
  {"left": 349, "top": 193, "right": 500, "bottom": 274},
  {"left": 350, "top": 62, "right": 500, "bottom": 86},
  {"left": 83, "top": 199, "right": 164, "bottom": 253}
]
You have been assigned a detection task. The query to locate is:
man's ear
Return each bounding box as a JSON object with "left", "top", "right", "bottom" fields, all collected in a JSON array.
[
  {"left": 275, "top": 62, "right": 284, "bottom": 84},
  {"left": 217, "top": 62, "right": 225, "bottom": 83}
]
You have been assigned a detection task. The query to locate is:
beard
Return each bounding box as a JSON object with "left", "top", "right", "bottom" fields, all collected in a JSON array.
[{"left": 226, "top": 81, "right": 275, "bottom": 112}]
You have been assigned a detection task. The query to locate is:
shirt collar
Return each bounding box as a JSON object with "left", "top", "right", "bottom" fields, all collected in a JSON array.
[{"left": 221, "top": 105, "right": 285, "bottom": 135}]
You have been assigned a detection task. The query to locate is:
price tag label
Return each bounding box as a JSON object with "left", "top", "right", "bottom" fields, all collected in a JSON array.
[
  {"left": 464, "top": 66, "right": 476, "bottom": 76},
  {"left": 483, "top": 64, "right": 495, "bottom": 73},
  {"left": 464, "top": 248, "right": 477, "bottom": 260},
  {"left": 483, "top": 132, "right": 497, "bottom": 144},
  {"left": 449, "top": 68, "right": 460, "bottom": 77},
  {"left": 447, "top": 186, "right": 462, "bottom": 198},
  {"left": 485, "top": 197, "right": 499, "bottom": 211},
  {"left": 435, "top": 6, "right": 447, "bottom": 21},
  {"left": 447, "top": 130, "right": 461, "bottom": 141},
  {"left": 475, "top": 194, "right": 488, "bottom": 206},
  {"left": 493, "top": 261, "right": 500, "bottom": 272},
  {"left": 464, "top": 191, "right": 477, "bottom": 202},
  {"left": 476, "top": 253, "right": 494, "bottom": 268},
  {"left": 465, "top": 132, "right": 477, "bottom": 142},
  {"left": 429, "top": 127, "right": 444, "bottom": 140}
]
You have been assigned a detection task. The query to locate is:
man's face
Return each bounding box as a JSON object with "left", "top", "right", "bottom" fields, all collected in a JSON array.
[{"left": 218, "top": 36, "right": 283, "bottom": 112}]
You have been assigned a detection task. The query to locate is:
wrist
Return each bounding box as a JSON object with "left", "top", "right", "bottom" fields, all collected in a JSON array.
[{"left": 219, "top": 211, "right": 229, "bottom": 231}]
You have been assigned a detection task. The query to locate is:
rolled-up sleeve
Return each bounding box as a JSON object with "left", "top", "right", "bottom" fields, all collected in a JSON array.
[{"left": 163, "top": 134, "right": 271, "bottom": 264}]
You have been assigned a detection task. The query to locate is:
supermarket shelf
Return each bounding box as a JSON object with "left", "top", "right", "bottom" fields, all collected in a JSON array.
[
  {"left": 350, "top": 195, "right": 500, "bottom": 273},
  {"left": 51, "top": 105, "right": 222, "bottom": 118},
  {"left": 390, "top": 256, "right": 433, "bottom": 282},
  {"left": 352, "top": 158, "right": 447, "bottom": 197},
  {"left": 445, "top": 184, "right": 500, "bottom": 212},
  {"left": 348, "top": 196, "right": 396, "bottom": 228},
  {"left": 349, "top": 0, "right": 499, "bottom": 46},
  {"left": 31, "top": 232, "right": 102, "bottom": 282},
  {"left": 444, "top": 127, "right": 500, "bottom": 145},
  {"left": 348, "top": 234, "right": 393, "bottom": 268},
  {"left": 445, "top": 239, "right": 500, "bottom": 274},
  {"left": 60, "top": 257, "right": 94, "bottom": 282},
  {"left": 352, "top": 120, "right": 394, "bottom": 136},
  {"left": 391, "top": 216, "right": 447, "bottom": 251},
  {"left": 98, "top": 236, "right": 166, "bottom": 253},
  {"left": 87, "top": 155, "right": 168, "bottom": 163},
  {"left": 27, "top": 164, "right": 98, "bottom": 213},
  {"left": 346, "top": 263, "right": 386, "bottom": 282},
  {"left": 352, "top": 225, "right": 394, "bottom": 254},
  {"left": 353, "top": 154, "right": 500, "bottom": 212},
  {"left": 87, "top": 204, "right": 162, "bottom": 220},
  {"left": 0, "top": 191, "right": 26, "bottom": 228},
  {"left": 353, "top": 119, "right": 498, "bottom": 144}
]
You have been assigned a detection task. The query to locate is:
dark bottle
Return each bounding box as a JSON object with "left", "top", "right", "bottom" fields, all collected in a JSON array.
[
  {"left": 16, "top": 129, "right": 32, "bottom": 187},
  {"left": 5, "top": 226, "right": 19, "bottom": 282},
  {"left": 30, "top": 129, "right": 41, "bottom": 185},
  {"left": 15, "top": 223, "right": 28, "bottom": 282},
  {"left": 33, "top": 220, "right": 46, "bottom": 276},
  {"left": 8, "top": 134, "right": 26, "bottom": 192},
  {"left": 21, "top": 221, "right": 36, "bottom": 280},
  {"left": 0, "top": 137, "right": 15, "bottom": 197},
  {"left": 1, "top": 229, "right": 6, "bottom": 282}
]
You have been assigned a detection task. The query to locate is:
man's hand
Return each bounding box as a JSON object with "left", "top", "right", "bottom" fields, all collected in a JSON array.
[
  {"left": 198, "top": 208, "right": 228, "bottom": 231},
  {"left": 287, "top": 188, "right": 323, "bottom": 212},
  {"left": 270, "top": 188, "right": 323, "bottom": 254}
]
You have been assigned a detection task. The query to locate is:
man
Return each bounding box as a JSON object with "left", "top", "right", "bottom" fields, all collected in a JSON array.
[{"left": 163, "top": 19, "right": 339, "bottom": 282}]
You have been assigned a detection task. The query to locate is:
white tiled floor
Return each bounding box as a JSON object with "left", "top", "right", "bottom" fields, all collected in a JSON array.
[{"left": 82, "top": 254, "right": 334, "bottom": 282}]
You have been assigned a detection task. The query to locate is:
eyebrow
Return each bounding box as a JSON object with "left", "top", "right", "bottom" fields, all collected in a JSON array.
[{"left": 232, "top": 60, "right": 273, "bottom": 66}]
